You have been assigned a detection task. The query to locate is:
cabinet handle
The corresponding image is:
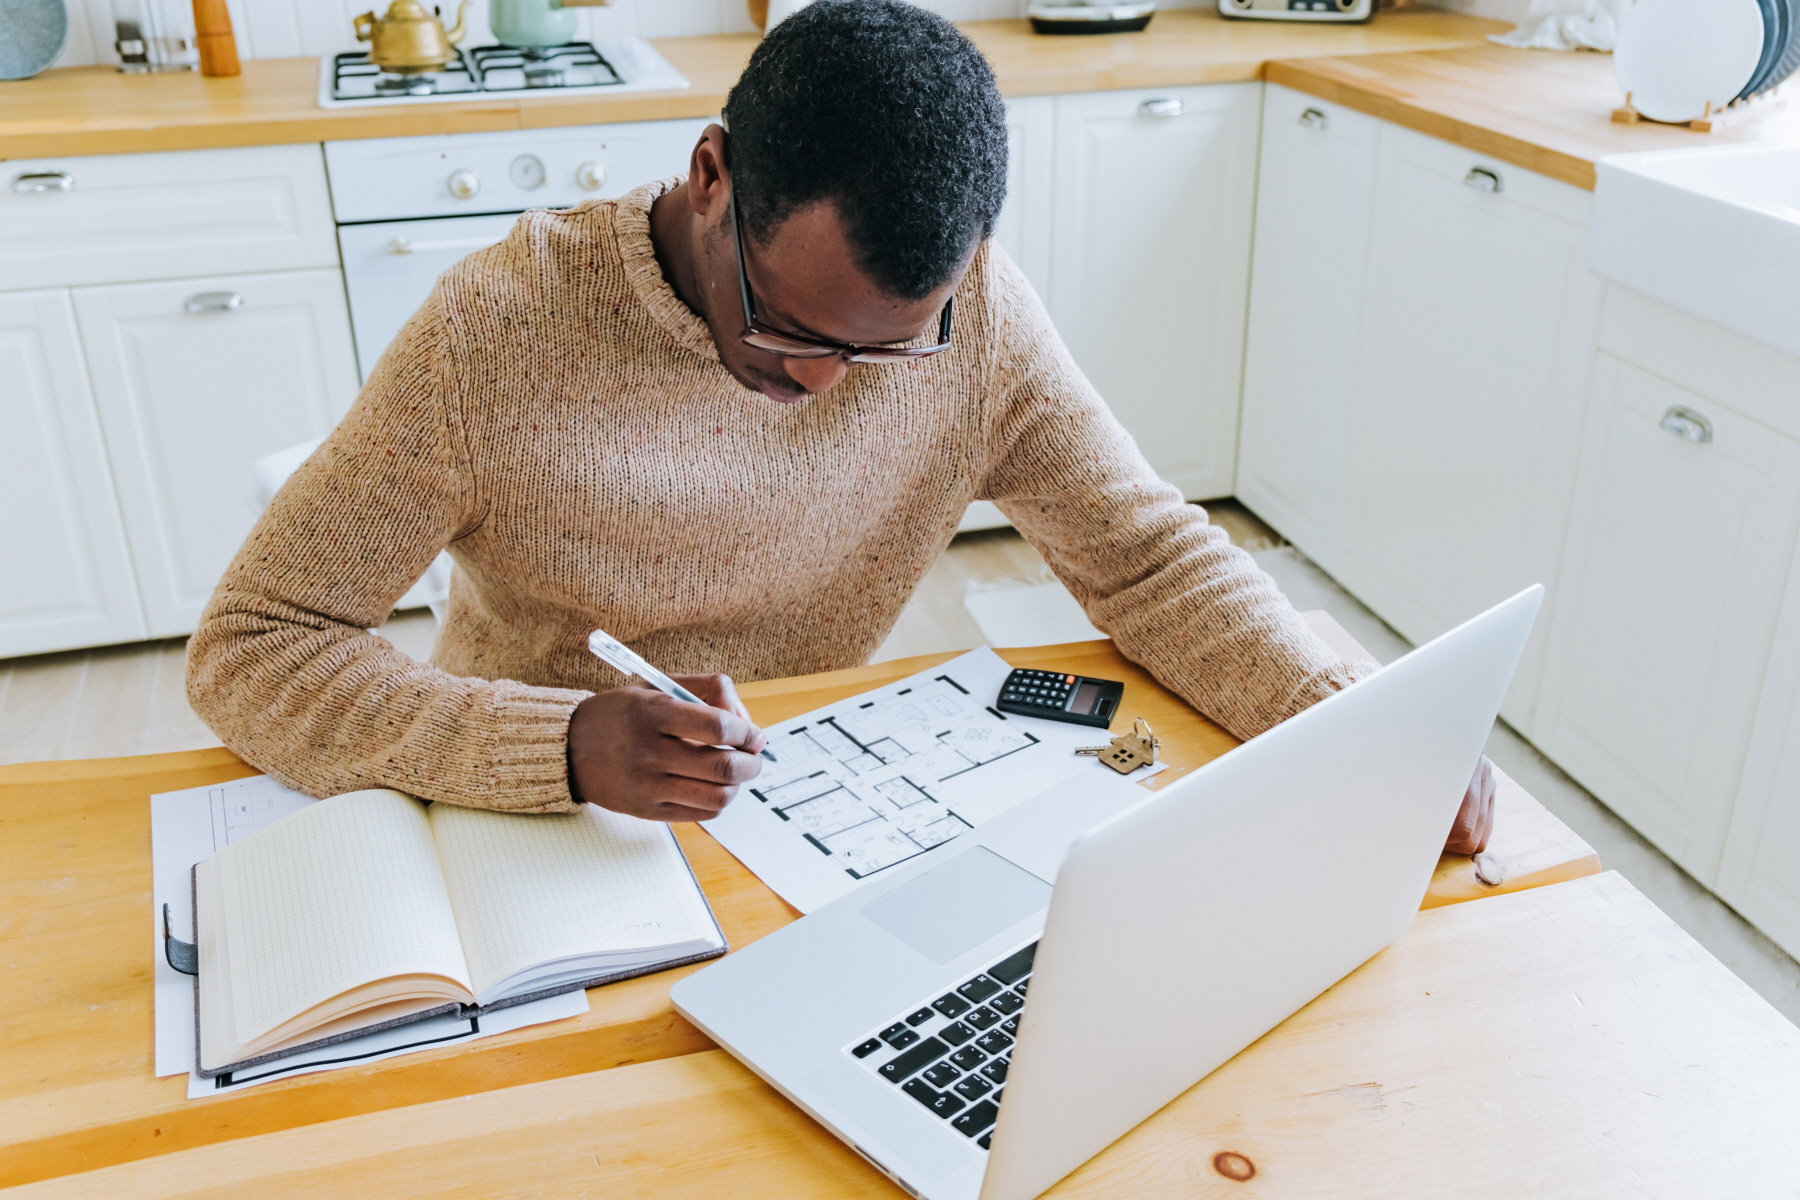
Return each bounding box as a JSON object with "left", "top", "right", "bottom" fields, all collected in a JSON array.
[
  {"left": 385, "top": 235, "right": 505, "bottom": 255},
  {"left": 1139, "top": 97, "right": 1184, "bottom": 118},
  {"left": 1660, "top": 405, "right": 1713, "bottom": 444},
  {"left": 1463, "top": 167, "right": 1503, "bottom": 194},
  {"left": 1298, "top": 107, "right": 1329, "bottom": 131},
  {"left": 184, "top": 291, "right": 244, "bottom": 314},
  {"left": 12, "top": 171, "right": 74, "bottom": 194}
]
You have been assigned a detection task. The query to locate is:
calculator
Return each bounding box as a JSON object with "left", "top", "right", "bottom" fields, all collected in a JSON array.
[{"left": 995, "top": 668, "right": 1124, "bottom": 728}]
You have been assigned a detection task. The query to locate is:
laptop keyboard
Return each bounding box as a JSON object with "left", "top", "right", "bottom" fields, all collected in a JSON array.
[{"left": 846, "top": 940, "right": 1037, "bottom": 1151}]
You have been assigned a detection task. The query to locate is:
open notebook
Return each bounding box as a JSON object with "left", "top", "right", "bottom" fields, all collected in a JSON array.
[{"left": 188, "top": 789, "right": 726, "bottom": 1076}]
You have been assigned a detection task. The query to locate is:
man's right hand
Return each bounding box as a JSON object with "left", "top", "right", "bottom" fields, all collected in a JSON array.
[{"left": 567, "top": 674, "right": 768, "bottom": 823}]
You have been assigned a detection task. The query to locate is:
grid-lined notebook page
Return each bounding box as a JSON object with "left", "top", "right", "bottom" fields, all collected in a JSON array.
[
  {"left": 428, "top": 803, "right": 716, "bottom": 1001},
  {"left": 217, "top": 790, "right": 472, "bottom": 1046}
]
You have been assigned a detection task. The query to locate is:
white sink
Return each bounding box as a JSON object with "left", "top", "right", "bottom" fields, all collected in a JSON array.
[{"left": 1589, "top": 143, "right": 1800, "bottom": 360}]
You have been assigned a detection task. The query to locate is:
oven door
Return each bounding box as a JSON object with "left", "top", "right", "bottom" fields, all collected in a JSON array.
[{"left": 338, "top": 212, "right": 522, "bottom": 380}]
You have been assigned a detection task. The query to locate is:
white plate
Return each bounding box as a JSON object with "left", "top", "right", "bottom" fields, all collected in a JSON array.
[{"left": 1616, "top": 0, "right": 1767, "bottom": 122}]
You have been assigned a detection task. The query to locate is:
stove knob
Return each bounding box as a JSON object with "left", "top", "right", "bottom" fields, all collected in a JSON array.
[
  {"left": 447, "top": 169, "right": 480, "bottom": 200},
  {"left": 575, "top": 161, "right": 607, "bottom": 192}
]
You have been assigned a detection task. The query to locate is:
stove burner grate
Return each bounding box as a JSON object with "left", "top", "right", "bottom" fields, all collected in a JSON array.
[{"left": 327, "top": 41, "right": 624, "bottom": 102}]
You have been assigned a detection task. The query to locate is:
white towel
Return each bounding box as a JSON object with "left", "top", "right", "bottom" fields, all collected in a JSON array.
[{"left": 1489, "top": 0, "right": 1630, "bottom": 51}]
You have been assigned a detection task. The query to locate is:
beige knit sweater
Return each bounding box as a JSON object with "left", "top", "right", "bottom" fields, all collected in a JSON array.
[{"left": 187, "top": 178, "right": 1375, "bottom": 812}]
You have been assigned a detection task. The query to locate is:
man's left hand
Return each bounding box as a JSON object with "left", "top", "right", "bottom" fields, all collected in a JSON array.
[{"left": 1444, "top": 755, "right": 1496, "bottom": 855}]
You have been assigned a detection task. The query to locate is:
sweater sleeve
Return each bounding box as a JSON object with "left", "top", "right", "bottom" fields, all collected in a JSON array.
[
  {"left": 972, "top": 246, "right": 1378, "bottom": 741},
  {"left": 185, "top": 291, "right": 589, "bottom": 811}
]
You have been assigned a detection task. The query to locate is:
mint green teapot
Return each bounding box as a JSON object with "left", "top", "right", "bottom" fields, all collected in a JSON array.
[{"left": 490, "top": 0, "right": 576, "bottom": 49}]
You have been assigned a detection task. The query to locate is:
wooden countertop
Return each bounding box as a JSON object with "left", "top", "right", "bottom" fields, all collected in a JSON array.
[
  {"left": 1270, "top": 45, "right": 1800, "bottom": 190},
  {"left": 20, "top": 872, "right": 1800, "bottom": 1199},
  {"left": 0, "top": 9, "right": 1508, "bottom": 160},
  {"left": 0, "top": 630, "right": 1596, "bottom": 1187}
]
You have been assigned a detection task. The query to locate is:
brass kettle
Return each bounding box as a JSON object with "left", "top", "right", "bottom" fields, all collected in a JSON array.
[{"left": 354, "top": 0, "right": 471, "bottom": 74}]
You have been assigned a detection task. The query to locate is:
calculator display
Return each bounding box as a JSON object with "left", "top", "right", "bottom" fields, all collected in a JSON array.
[{"left": 1071, "top": 681, "right": 1101, "bottom": 712}]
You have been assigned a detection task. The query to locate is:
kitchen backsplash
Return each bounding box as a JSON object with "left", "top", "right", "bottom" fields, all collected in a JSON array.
[
  {"left": 49, "top": 0, "right": 1525, "bottom": 73},
  {"left": 49, "top": 0, "right": 1211, "bottom": 69}
]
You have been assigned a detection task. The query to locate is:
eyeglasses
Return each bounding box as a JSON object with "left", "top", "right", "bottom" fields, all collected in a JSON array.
[{"left": 730, "top": 192, "right": 954, "bottom": 362}]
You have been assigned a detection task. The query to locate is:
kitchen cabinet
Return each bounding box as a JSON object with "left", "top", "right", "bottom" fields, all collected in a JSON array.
[
  {"left": 72, "top": 269, "right": 361, "bottom": 638},
  {"left": 961, "top": 94, "right": 1054, "bottom": 533},
  {"left": 0, "top": 290, "right": 147, "bottom": 658},
  {"left": 1237, "top": 85, "right": 1382, "bottom": 578},
  {"left": 1721, "top": 563, "right": 1800, "bottom": 961},
  {"left": 0, "top": 145, "right": 338, "bottom": 292},
  {"left": 1535, "top": 355, "right": 1800, "bottom": 885},
  {"left": 991, "top": 95, "right": 1054, "bottom": 302},
  {"left": 1047, "top": 82, "right": 1261, "bottom": 502},
  {"left": 1340, "top": 125, "right": 1601, "bottom": 729},
  {"left": 1239, "top": 115, "right": 1600, "bottom": 730}
]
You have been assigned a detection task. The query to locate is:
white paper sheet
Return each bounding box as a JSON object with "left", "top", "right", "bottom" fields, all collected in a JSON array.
[
  {"left": 151, "top": 774, "right": 589, "bottom": 1095},
  {"left": 703, "top": 647, "right": 1150, "bottom": 912}
]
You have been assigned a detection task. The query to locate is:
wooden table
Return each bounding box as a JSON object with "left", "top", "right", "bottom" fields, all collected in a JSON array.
[
  {"left": 16, "top": 871, "right": 1800, "bottom": 1199},
  {"left": 0, "top": 631, "right": 1596, "bottom": 1187}
]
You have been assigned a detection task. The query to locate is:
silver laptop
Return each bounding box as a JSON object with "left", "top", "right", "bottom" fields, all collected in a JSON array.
[{"left": 672, "top": 586, "right": 1542, "bottom": 1200}]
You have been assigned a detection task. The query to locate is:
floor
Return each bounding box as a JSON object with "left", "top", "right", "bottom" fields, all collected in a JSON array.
[{"left": 4, "top": 499, "right": 1797, "bottom": 1023}]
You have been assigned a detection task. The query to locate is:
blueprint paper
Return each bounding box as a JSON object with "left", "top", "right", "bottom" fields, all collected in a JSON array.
[
  {"left": 702, "top": 648, "right": 1118, "bottom": 912},
  {"left": 151, "top": 774, "right": 588, "bottom": 1095}
]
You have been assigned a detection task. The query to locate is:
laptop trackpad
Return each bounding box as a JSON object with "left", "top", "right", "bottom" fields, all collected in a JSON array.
[{"left": 858, "top": 847, "right": 1051, "bottom": 966}]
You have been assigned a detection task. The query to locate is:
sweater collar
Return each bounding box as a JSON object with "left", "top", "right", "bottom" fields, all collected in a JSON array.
[{"left": 615, "top": 176, "right": 722, "bottom": 363}]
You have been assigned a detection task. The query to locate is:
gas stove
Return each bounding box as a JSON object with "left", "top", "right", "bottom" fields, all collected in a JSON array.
[{"left": 317, "top": 36, "right": 689, "bottom": 107}]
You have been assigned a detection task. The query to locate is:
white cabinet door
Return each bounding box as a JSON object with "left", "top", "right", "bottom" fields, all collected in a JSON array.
[
  {"left": 73, "top": 269, "right": 361, "bottom": 638},
  {"left": 1236, "top": 85, "right": 1382, "bottom": 577},
  {"left": 1536, "top": 355, "right": 1800, "bottom": 883},
  {"left": 992, "top": 94, "right": 1054, "bottom": 303},
  {"left": 962, "top": 94, "right": 1055, "bottom": 534},
  {"left": 1048, "top": 83, "right": 1261, "bottom": 501},
  {"left": 1720, "top": 568, "right": 1800, "bottom": 962},
  {"left": 0, "top": 290, "right": 146, "bottom": 657},
  {"left": 1338, "top": 125, "right": 1602, "bottom": 729}
]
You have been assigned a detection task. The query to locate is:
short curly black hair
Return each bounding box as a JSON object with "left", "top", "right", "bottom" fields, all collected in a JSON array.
[{"left": 723, "top": 0, "right": 1009, "bottom": 302}]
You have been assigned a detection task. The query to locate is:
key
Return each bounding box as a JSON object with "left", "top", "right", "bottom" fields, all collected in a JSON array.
[
  {"left": 1001, "top": 1016, "right": 1020, "bottom": 1036},
  {"left": 952, "top": 1100, "right": 1000, "bottom": 1138},
  {"left": 923, "top": 1060, "right": 961, "bottom": 1088},
  {"left": 989, "top": 944, "right": 1036, "bottom": 984},
  {"left": 879, "top": 1036, "right": 949, "bottom": 1083},
  {"left": 879, "top": 1022, "right": 915, "bottom": 1048},
  {"left": 932, "top": 993, "right": 971, "bottom": 1019},
  {"left": 905, "top": 1007, "right": 935, "bottom": 1027},
  {"left": 851, "top": 1038, "right": 882, "bottom": 1059},
  {"left": 978, "top": 1131, "right": 994, "bottom": 1150},
  {"left": 939, "top": 1020, "right": 975, "bottom": 1046},
  {"left": 957, "top": 976, "right": 1002, "bottom": 1003},
  {"left": 953, "top": 1074, "right": 992, "bottom": 1102},
  {"left": 989, "top": 991, "right": 1023, "bottom": 1016},
  {"left": 981, "top": 1057, "right": 1009, "bottom": 1084},
  {"left": 902, "top": 1078, "right": 965, "bottom": 1119},
  {"left": 964, "top": 1006, "right": 1002, "bottom": 1031},
  {"left": 950, "top": 1045, "right": 987, "bottom": 1071},
  {"left": 976, "top": 1030, "right": 1014, "bottom": 1056}
]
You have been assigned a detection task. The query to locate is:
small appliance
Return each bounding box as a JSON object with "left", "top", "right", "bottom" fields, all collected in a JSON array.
[{"left": 1218, "top": 0, "right": 1373, "bottom": 23}]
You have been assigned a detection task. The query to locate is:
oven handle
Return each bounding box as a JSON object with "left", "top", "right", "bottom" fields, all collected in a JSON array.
[{"left": 385, "top": 234, "right": 508, "bottom": 255}]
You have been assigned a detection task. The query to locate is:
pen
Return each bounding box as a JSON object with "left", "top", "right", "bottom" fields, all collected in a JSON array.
[{"left": 587, "top": 628, "right": 776, "bottom": 761}]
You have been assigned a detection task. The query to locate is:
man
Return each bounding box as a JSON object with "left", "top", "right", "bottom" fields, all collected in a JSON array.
[{"left": 188, "top": 0, "right": 1493, "bottom": 851}]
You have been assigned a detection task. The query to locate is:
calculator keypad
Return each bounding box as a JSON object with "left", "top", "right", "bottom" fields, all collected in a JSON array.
[{"left": 999, "top": 669, "right": 1076, "bottom": 713}]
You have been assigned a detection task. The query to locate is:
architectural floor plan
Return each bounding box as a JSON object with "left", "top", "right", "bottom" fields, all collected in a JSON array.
[{"left": 705, "top": 648, "right": 1104, "bottom": 912}]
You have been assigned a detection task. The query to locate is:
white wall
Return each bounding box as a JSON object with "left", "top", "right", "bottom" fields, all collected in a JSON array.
[{"left": 55, "top": 0, "right": 1209, "bottom": 70}]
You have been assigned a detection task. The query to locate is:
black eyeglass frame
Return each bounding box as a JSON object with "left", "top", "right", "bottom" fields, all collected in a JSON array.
[{"left": 729, "top": 192, "right": 954, "bottom": 362}]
